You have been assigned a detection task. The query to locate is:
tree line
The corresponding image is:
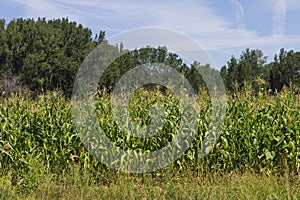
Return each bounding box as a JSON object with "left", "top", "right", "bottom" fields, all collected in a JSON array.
[
  {"left": 0, "top": 17, "right": 299, "bottom": 98},
  {"left": 221, "top": 48, "right": 300, "bottom": 93}
]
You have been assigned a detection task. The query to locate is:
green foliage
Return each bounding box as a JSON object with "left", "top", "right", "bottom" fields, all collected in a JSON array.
[
  {"left": 97, "top": 46, "right": 209, "bottom": 94},
  {"left": 1, "top": 170, "right": 299, "bottom": 199},
  {"left": 0, "top": 18, "right": 96, "bottom": 97},
  {"left": 2, "top": 17, "right": 300, "bottom": 97},
  {"left": 204, "top": 86, "right": 300, "bottom": 174},
  {"left": 222, "top": 49, "right": 268, "bottom": 92},
  {"left": 221, "top": 48, "right": 300, "bottom": 94},
  {"left": 1, "top": 87, "right": 300, "bottom": 188},
  {"left": 0, "top": 19, "right": 9, "bottom": 77},
  {"left": 0, "top": 92, "right": 103, "bottom": 186},
  {"left": 270, "top": 48, "right": 300, "bottom": 92}
]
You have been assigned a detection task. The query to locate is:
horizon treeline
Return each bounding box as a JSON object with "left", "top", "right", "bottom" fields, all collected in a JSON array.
[{"left": 0, "top": 17, "right": 300, "bottom": 98}]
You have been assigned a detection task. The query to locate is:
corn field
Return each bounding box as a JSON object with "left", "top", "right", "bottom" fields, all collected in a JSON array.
[{"left": 1, "top": 87, "right": 300, "bottom": 186}]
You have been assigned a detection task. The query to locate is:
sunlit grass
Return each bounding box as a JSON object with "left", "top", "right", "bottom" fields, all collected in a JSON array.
[{"left": 1, "top": 168, "right": 300, "bottom": 199}]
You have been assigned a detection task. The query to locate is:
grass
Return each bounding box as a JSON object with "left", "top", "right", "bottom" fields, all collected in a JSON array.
[{"left": 1, "top": 168, "right": 300, "bottom": 199}]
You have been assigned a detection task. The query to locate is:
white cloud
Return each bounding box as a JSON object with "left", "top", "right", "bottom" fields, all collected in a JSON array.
[
  {"left": 9, "top": 0, "right": 231, "bottom": 32},
  {"left": 230, "top": 0, "right": 245, "bottom": 29},
  {"left": 262, "top": 0, "right": 300, "bottom": 11},
  {"left": 10, "top": 0, "right": 84, "bottom": 21},
  {"left": 272, "top": 0, "right": 287, "bottom": 37}
]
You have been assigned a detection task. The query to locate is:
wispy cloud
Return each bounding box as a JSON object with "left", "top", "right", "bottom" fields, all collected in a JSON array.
[
  {"left": 272, "top": 0, "right": 287, "bottom": 37},
  {"left": 230, "top": 0, "right": 245, "bottom": 29},
  {"left": 9, "top": 0, "right": 232, "bottom": 32},
  {"left": 10, "top": 0, "right": 84, "bottom": 21},
  {"left": 261, "top": 0, "right": 300, "bottom": 12}
]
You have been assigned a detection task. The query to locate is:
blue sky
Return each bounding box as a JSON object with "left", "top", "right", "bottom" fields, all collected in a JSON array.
[{"left": 1, "top": 0, "right": 300, "bottom": 69}]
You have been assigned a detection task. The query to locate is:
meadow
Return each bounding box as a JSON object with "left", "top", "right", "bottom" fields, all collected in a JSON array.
[{"left": 1, "top": 86, "right": 300, "bottom": 199}]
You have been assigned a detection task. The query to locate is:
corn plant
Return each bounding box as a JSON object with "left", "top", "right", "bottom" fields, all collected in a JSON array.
[{"left": 1, "top": 86, "right": 300, "bottom": 186}]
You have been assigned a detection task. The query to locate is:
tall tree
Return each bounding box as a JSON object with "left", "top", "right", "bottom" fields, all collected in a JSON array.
[
  {"left": 0, "top": 19, "right": 9, "bottom": 76},
  {"left": 269, "top": 48, "right": 300, "bottom": 92},
  {"left": 2, "top": 17, "right": 96, "bottom": 96},
  {"left": 222, "top": 48, "right": 267, "bottom": 92}
]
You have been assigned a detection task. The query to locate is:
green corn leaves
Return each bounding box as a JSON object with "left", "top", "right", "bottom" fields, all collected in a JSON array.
[{"left": 1, "top": 87, "right": 300, "bottom": 182}]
